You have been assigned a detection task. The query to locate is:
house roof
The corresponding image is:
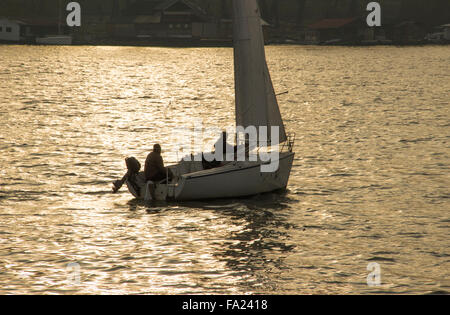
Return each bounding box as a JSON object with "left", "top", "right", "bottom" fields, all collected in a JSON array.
[
  {"left": 308, "top": 18, "right": 360, "bottom": 30},
  {"left": 6, "top": 17, "right": 59, "bottom": 26},
  {"left": 0, "top": 17, "right": 21, "bottom": 24},
  {"left": 154, "top": 0, "right": 203, "bottom": 12},
  {"left": 154, "top": 0, "right": 209, "bottom": 20},
  {"left": 123, "top": 0, "right": 209, "bottom": 21}
]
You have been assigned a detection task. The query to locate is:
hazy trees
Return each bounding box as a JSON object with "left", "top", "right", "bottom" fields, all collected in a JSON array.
[{"left": 2, "top": 0, "right": 448, "bottom": 26}]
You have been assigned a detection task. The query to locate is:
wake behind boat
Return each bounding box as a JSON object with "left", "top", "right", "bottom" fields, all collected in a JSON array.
[{"left": 115, "top": 0, "right": 295, "bottom": 201}]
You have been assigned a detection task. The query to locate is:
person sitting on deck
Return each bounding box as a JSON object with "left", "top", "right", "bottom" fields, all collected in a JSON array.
[
  {"left": 235, "top": 133, "right": 252, "bottom": 161},
  {"left": 202, "top": 131, "right": 234, "bottom": 169},
  {"left": 145, "top": 144, "right": 173, "bottom": 183},
  {"left": 214, "top": 131, "right": 235, "bottom": 161}
]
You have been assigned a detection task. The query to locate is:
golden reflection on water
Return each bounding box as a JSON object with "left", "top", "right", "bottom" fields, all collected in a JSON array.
[{"left": 0, "top": 45, "right": 449, "bottom": 294}]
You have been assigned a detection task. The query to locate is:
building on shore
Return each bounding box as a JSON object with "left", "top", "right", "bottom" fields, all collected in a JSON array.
[
  {"left": 305, "top": 17, "right": 370, "bottom": 45},
  {"left": 425, "top": 23, "right": 450, "bottom": 43},
  {"left": 0, "top": 18, "right": 21, "bottom": 42},
  {"left": 105, "top": 0, "right": 271, "bottom": 45},
  {"left": 304, "top": 17, "right": 433, "bottom": 46},
  {"left": 391, "top": 21, "right": 426, "bottom": 44},
  {"left": 0, "top": 17, "right": 70, "bottom": 44},
  {"left": 443, "top": 24, "right": 450, "bottom": 40},
  {"left": 108, "top": 0, "right": 230, "bottom": 44}
]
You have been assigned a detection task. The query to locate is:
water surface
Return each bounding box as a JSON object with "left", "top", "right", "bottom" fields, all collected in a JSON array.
[{"left": 0, "top": 45, "right": 449, "bottom": 294}]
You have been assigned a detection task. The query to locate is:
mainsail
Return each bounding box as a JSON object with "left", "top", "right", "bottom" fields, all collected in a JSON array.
[{"left": 232, "top": 0, "right": 287, "bottom": 145}]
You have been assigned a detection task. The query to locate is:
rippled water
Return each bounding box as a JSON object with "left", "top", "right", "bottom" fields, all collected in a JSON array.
[{"left": 0, "top": 45, "right": 449, "bottom": 294}]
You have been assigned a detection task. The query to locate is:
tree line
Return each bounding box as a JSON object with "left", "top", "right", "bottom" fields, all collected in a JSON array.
[{"left": 1, "top": 0, "right": 449, "bottom": 27}]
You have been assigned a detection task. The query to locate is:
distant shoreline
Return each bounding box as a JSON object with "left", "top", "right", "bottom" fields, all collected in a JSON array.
[{"left": 1, "top": 39, "right": 449, "bottom": 48}]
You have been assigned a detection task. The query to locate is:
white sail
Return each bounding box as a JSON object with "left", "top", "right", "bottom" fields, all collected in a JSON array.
[{"left": 232, "top": 0, "right": 287, "bottom": 145}]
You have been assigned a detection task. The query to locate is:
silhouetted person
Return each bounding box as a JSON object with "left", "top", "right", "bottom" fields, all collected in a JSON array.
[
  {"left": 214, "top": 131, "right": 234, "bottom": 160},
  {"left": 145, "top": 144, "right": 173, "bottom": 182},
  {"left": 236, "top": 134, "right": 251, "bottom": 160},
  {"left": 203, "top": 131, "right": 234, "bottom": 169},
  {"left": 112, "top": 157, "right": 141, "bottom": 194}
]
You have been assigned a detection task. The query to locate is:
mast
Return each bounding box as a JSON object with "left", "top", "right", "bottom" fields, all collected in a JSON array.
[{"left": 232, "top": 0, "right": 287, "bottom": 145}]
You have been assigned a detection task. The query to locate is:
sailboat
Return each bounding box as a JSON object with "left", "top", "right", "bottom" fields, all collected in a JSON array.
[{"left": 125, "top": 0, "right": 295, "bottom": 201}]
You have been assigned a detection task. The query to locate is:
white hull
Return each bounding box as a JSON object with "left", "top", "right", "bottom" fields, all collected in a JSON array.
[
  {"left": 126, "top": 152, "right": 294, "bottom": 201},
  {"left": 35, "top": 36, "right": 73, "bottom": 45},
  {"left": 175, "top": 152, "right": 294, "bottom": 200}
]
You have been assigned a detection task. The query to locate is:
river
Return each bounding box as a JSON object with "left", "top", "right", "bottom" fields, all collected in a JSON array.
[{"left": 0, "top": 44, "right": 448, "bottom": 294}]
